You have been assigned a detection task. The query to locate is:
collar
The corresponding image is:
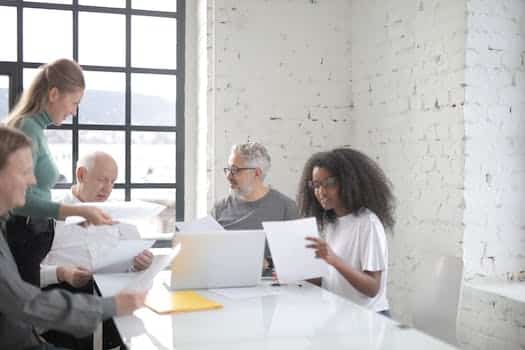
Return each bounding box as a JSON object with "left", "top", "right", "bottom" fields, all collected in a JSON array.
[{"left": 32, "top": 111, "right": 54, "bottom": 128}]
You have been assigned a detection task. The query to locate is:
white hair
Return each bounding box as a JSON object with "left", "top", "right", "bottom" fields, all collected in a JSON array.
[
  {"left": 231, "top": 142, "right": 271, "bottom": 180},
  {"left": 76, "top": 151, "right": 114, "bottom": 172}
]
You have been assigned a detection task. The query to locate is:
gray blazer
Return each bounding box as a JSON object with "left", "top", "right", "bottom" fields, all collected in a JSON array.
[{"left": 0, "top": 217, "right": 116, "bottom": 349}]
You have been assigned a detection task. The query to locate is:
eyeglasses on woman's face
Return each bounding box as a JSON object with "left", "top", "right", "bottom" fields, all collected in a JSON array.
[{"left": 307, "top": 176, "right": 338, "bottom": 191}]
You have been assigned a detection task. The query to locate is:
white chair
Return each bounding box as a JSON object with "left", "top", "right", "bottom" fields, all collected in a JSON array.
[{"left": 411, "top": 255, "right": 464, "bottom": 346}]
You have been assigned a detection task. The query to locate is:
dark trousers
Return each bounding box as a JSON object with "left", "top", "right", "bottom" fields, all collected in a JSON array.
[
  {"left": 6, "top": 215, "right": 55, "bottom": 286},
  {"left": 42, "top": 282, "right": 124, "bottom": 350},
  {"left": 42, "top": 282, "right": 95, "bottom": 350}
]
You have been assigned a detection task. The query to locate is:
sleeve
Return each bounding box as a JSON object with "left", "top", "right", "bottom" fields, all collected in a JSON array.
[
  {"left": 210, "top": 200, "right": 222, "bottom": 219},
  {"left": 283, "top": 198, "right": 299, "bottom": 220},
  {"left": 360, "top": 213, "right": 387, "bottom": 272},
  {"left": 40, "top": 264, "right": 59, "bottom": 288},
  {"left": 0, "top": 245, "right": 116, "bottom": 337},
  {"left": 19, "top": 192, "right": 61, "bottom": 219}
]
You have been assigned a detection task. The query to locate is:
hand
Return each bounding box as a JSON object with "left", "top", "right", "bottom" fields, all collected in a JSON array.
[
  {"left": 82, "top": 206, "right": 113, "bottom": 226},
  {"left": 57, "top": 266, "right": 92, "bottom": 288},
  {"left": 114, "top": 291, "right": 147, "bottom": 316},
  {"left": 305, "top": 236, "right": 339, "bottom": 266},
  {"left": 132, "top": 250, "right": 153, "bottom": 271}
]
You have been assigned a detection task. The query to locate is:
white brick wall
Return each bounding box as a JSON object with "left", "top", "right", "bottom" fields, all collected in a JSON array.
[
  {"left": 463, "top": 0, "right": 525, "bottom": 281},
  {"left": 208, "top": 0, "right": 353, "bottom": 204},
  {"left": 350, "top": 0, "right": 467, "bottom": 323}
]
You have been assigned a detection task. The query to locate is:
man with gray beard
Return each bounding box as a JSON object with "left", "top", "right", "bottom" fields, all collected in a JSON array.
[{"left": 212, "top": 142, "right": 298, "bottom": 273}]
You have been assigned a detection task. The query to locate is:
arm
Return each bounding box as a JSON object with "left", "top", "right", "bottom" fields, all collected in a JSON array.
[
  {"left": 58, "top": 204, "right": 113, "bottom": 225},
  {"left": 305, "top": 237, "right": 382, "bottom": 298},
  {"left": 0, "top": 246, "right": 114, "bottom": 337}
]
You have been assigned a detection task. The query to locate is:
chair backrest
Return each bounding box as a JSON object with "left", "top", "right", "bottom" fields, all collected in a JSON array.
[{"left": 412, "top": 255, "right": 464, "bottom": 345}]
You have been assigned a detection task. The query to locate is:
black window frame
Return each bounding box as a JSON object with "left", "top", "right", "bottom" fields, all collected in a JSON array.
[{"left": 0, "top": 0, "right": 185, "bottom": 221}]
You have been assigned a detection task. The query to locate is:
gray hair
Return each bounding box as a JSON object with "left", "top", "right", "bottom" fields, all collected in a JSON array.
[
  {"left": 231, "top": 142, "right": 271, "bottom": 180},
  {"left": 76, "top": 151, "right": 113, "bottom": 172}
]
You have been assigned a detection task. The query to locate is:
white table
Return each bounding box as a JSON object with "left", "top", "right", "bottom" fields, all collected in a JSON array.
[{"left": 95, "top": 272, "right": 457, "bottom": 350}]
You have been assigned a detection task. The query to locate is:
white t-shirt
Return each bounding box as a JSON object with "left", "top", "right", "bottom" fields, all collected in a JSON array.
[{"left": 322, "top": 208, "right": 389, "bottom": 312}]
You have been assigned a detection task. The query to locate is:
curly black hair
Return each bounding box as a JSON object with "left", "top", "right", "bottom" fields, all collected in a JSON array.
[{"left": 297, "top": 148, "right": 395, "bottom": 231}]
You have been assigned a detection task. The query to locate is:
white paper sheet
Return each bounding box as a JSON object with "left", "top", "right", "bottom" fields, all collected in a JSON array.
[
  {"left": 91, "top": 240, "right": 155, "bottom": 273},
  {"left": 64, "top": 200, "right": 166, "bottom": 224},
  {"left": 175, "top": 215, "right": 224, "bottom": 232},
  {"left": 262, "top": 218, "right": 327, "bottom": 283},
  {"left": 44, "top": 222, "right": 149, "bottom": 273},
  {"left": 123, "top": 243, "right": 181, "bottom": 292}
]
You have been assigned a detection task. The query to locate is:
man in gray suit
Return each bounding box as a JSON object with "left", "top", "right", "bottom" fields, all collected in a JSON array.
[{"left": 0, "top": 126, "right": 146, "bottom": 349}]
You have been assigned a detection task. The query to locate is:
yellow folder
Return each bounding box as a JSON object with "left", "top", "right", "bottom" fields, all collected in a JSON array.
[{"left": 145, "top": 290, "right": 223, "bottom": 314}]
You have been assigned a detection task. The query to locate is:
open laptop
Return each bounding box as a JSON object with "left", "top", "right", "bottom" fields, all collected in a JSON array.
[{"left": 168, "top": 230, "right": 266, "bottom": 290}]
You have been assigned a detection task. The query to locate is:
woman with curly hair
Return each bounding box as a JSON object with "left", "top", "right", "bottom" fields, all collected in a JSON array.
[{"left": 299, "top": 148, "right": 395, "bottom": 315}]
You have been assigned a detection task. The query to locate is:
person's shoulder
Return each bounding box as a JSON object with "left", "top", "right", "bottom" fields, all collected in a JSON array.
[
  {"left": 18, "top": 115, "right": 41, "bottom": 135},
  {"left": 213, "top": 194, "right": 234, "bottom": 210},
  {"left": 268, "top": 188, "right": 295, "bottom": 204},
  {"left": 355, "top": 208, "right": 385, "bottom": 234}
]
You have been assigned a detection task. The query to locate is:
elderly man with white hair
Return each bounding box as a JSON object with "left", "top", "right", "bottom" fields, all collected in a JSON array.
[
  {"left": 212, "top": 142, "right": 298, "bottom": 272},
  {"left": 41, "top": 151, "right": 153, "bottom": 289},
  {"left": 40, "top": 151, "right": 153, "bottom": 349}
]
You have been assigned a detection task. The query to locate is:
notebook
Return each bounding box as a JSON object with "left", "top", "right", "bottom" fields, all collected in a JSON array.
[
  {"left": 169, "top": 230, "right": 266, "bottom": 290},
  {"left": 145, "top": 290, "right": 222, "bottom": 314}
]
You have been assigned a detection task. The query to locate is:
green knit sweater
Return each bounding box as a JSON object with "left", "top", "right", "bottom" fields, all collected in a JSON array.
[{"left": 12, "top": 111, "right": 60, "bottom": 219}]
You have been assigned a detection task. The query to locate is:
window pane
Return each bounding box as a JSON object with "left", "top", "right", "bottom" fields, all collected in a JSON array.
[
  {"left": 0, "top": 6, "right": 17, "bottom": 61},
  {"left": 80, "top": 71, "right": 125, "bottom": 125},
  {"left": 131, "top": 73, "right": 176, "bottom": 126},
  {"left": 45, "top": 129, "right": 73, "bottom": 183},
  {"left": 79, "top": 0, "right": 125, "bottom": 8},
  {"left": 132, "top": 0, "right": 177, "bottom": 12},
  {"left": 79, "top": 130, "right": 125, "bottom": 183},
  {"left": 79, "top": 12, "right": 125, "bottom": 67},
  {"left": 24, "top": 68, "right": 73, "bottom": 125},
  {"left": 0, "top": 76, "right": 8, "bottom": 119},
  {"left": 131, "top": 132, "right": 175, "bottom": 183},
  {"left": 131, "top": 188, "right": 175, "bottom": 234},
  {"left": 109, "top": 189, "right": 125, "bottom": 201},
  {"left": 132, "top": 16, "right": 177, "bottom": 69},
  {"left": 30, "top": 0, "right": 71, "bottom": 3},
  {"left": 24, "top": 8, "right": 72, "bottom": 62}
]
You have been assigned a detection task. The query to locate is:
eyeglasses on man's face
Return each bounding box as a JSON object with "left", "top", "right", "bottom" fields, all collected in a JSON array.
[
  {"left": 223, "top": 166, "right": 256, "bottom": 176},
  {"left": 307, "top": 177, "right": 338, "bottom": 190}
]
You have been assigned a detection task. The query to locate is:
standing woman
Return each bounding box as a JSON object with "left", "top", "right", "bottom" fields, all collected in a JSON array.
[
  {"left": 299, "top": 148, "right": 395, "bottom": 316},
  {"left": 3, "top": 58, "right": 112, "bottom": 287}
]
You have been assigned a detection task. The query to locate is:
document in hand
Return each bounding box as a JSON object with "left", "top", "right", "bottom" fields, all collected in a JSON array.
[
  {"left": 123, "top": 243, "right": 181, "bottom": 293},
  {"left": 262, "top": 217, "right": 327, "bottom": 283},
  {"left": 65, "top": 200, "right": 166, "bottom": 224},
  {"left": 145, "top": 289, "right": 223, "bottom": 314},
  {"left": 175, "top": 215, "right": 224, "bottom": 232},
  {"left": 92, "top": 240, "right": 155, "bottom": 273}
]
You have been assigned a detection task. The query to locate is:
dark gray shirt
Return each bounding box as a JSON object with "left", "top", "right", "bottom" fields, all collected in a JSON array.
[
  {"left": 212, "top": 189, "right": 298, "bottom": 262},
  {"left": 0, "top": 216, "right": 115, "bottom": 349},
  {"left": 212, "top": 188, "right": 298, "bottom": 230}
]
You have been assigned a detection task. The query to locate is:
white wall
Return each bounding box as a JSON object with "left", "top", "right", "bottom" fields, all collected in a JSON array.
[
  {"left": 207, "top": 0, "right": 353, "bottom": 206},
  {"left": 463, "top": 0, "right": 525, "bottom": 280},
  {"left": 350, "top": 0, "right": 467, "bottom": 322}
]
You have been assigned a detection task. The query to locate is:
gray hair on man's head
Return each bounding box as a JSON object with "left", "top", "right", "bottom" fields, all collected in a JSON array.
[
  {"left": 76, "top": 151, "right": 113, "bottom": 171},
  {"left": 231, "top": 142, "right": 271, "bottom": 180}
]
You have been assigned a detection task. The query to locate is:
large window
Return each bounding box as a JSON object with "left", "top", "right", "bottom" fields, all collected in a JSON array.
[{"left": 0, "top": 0, "right": 185, "bottom": 232}]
